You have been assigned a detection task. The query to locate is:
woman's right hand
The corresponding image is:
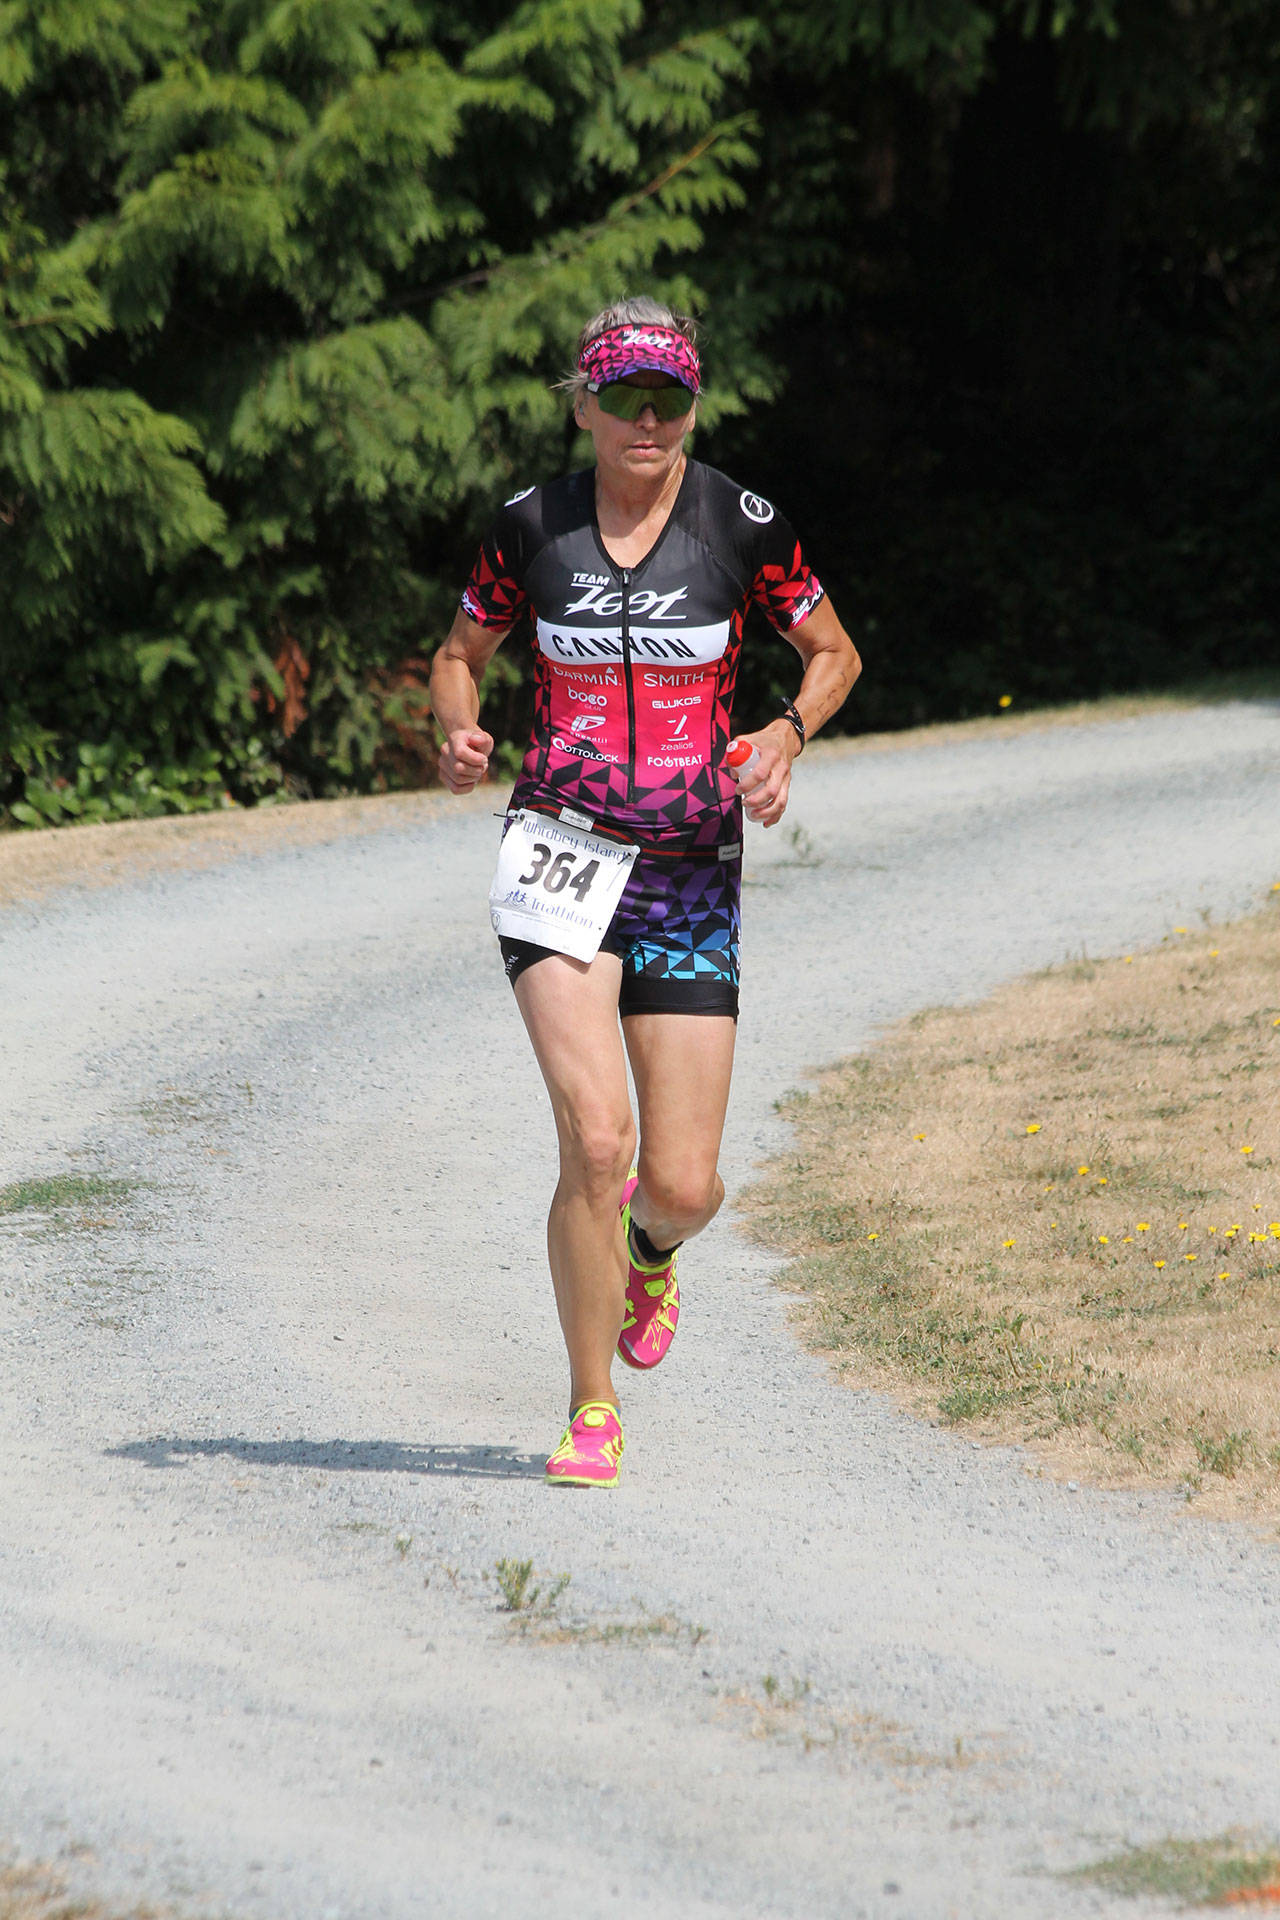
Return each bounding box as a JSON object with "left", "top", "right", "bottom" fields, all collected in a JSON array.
[{"left": 439, "top": 727, "right": 494, "bottom": 793}]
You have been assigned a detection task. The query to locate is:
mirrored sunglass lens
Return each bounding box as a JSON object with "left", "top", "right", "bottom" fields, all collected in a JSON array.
[
  {"left": 595, "top": 385, "right": 641, "bottom": 419},
  {"left": 596, "top": 383, "right": 690, "bottom": 421}
]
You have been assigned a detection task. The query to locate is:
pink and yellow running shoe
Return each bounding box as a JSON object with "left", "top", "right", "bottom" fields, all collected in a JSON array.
[
  {"left": 617, "top": 1175, "right": 680, "bottom": 1372},
  {"left": 545, "top": 1402, "right": 625, "bottom": 1488}
]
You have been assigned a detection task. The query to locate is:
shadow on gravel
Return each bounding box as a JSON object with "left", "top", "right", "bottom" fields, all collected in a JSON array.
[{"left": 107, "top": 1435, "right": 545, "bottom": 1479}]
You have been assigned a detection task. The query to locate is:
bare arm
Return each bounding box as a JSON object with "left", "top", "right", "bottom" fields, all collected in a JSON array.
[
  {"left": 429, "top": 607, "right": 510, "bottom": 793},
  {"left": 736, "top": 597, "right": 862, "bottom": 827}
]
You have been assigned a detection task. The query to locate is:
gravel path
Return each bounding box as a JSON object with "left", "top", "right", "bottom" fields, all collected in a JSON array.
[{"left": 2, "top": 701, "right": 1279, "bottom": 1920}]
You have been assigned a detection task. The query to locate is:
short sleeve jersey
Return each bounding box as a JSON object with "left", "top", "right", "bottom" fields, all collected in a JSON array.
[{"left": 461, "top": 459, "right": 824, "bottom": 850}]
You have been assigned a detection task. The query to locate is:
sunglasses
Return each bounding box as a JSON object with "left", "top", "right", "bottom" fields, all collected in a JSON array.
[{"left": 591, "top": 381, "right": 695, "bottom": 422}]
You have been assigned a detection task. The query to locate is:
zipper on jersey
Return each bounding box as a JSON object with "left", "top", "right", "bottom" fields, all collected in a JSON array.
[{"left": 619, "top": 565, "right": 636, "bottom": 805}]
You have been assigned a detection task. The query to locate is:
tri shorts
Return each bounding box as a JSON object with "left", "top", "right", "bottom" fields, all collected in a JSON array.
[{"left": 498, "top": 840, "right": 741, "bottom": 1018}]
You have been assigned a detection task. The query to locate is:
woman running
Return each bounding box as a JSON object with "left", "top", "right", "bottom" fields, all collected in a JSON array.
[{"left": 430, "top": 297, "right": 860, "bottom": 1486}]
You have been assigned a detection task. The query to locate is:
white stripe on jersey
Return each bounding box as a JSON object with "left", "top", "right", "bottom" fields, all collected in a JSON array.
[{"left": 535, "top": 616, "right": 732, "bottom": 667}]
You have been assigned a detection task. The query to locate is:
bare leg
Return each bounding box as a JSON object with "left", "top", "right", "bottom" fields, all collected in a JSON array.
[
  {"left": 513, "top": 952, "right": 635, "bottom": 1410},
  {"left": 623, "top": 1014, "right": 736, "bottom": 1251}
]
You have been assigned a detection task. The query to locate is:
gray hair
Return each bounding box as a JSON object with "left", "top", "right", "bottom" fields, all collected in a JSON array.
[{"left": 558, "top": 296, "right": 699, "bottom": 401}]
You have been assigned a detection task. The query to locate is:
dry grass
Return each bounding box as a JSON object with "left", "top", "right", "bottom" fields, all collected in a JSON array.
[
  {"left": 0, "top": 783, "right": 475, "bottom": 909},
  {"left": 717, "top": 1676, "right": 993, "bottom": 1774},
  {"left": 521, "top": 1611, "right": 707, "bottom": 1647},
  {"left": 743, "top": 892, "right": 1280, "bottom": 1520},
  {"left": 0, "top": 1859, "right": 177, "bottom": 1920}
]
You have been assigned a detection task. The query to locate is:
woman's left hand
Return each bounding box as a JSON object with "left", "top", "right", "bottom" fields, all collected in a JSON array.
[{"left": 734, "top": 722, "right": 800, "bottom": 829}]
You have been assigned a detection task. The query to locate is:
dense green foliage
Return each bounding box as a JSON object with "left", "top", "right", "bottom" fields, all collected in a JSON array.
[{"left": 2, "top": 0, "right": 1277, "bottom": 823}]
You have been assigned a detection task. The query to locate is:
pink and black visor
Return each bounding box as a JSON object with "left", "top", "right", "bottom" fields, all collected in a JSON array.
[{"left": 579, "top": 323, "right": 701, "bottom": 397}]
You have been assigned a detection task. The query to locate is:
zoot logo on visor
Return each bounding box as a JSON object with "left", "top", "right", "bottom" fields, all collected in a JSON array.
[{"left": 579, "top": 324, "right": 701, "bottom": 398}]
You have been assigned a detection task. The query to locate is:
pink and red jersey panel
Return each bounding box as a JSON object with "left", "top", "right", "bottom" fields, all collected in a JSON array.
[{"left": 460, "top": 460, "right": 824, "bottom": 849}]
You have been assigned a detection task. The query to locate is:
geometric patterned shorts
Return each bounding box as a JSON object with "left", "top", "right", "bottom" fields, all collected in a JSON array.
[{"left": 498, "top": 842, "right": 741, "bottom": 1018}]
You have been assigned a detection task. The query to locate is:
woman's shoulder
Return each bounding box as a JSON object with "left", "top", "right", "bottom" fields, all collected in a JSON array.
[
  {"left": 489, "top": 467, "right": 593, "bottom": 535},
  {"left": 684, "top": 459, "right": 790, "bottom": 534}
]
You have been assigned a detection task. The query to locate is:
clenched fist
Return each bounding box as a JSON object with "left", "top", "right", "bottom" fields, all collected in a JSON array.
[{"left": 439, "top": 727, "right": 494, "bottom": 794}]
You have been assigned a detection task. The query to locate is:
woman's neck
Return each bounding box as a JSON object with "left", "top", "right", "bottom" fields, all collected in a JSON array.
[{"left": 594, "top": 454, "right": 686, "bottom": 568}]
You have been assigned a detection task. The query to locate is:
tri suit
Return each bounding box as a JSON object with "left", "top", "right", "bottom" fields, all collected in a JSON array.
[{"left": 461, "top": 458, "right": 824, "bottom": 1016}]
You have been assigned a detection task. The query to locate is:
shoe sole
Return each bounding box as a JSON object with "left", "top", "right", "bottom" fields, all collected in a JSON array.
[
  {"left": 616, "top": 1340, "right": 663, "bottom": 1372},
  {"left": 545, "top": 1472, "right": 619, "bottom": 1488}
]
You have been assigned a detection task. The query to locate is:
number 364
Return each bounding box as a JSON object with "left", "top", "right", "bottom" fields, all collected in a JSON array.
[{"left": 517, "top": 842, "right": 600, "bottom": 903}]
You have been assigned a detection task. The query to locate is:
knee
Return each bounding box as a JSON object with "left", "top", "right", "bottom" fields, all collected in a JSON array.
[
  {"left": 642, "top": 1165, "right": 722, "bottom": 1234},
  {"left": 563, "top": 1110, "right": 636, "bottom": 1191}
]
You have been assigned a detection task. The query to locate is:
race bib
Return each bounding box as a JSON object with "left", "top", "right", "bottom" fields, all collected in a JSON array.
[{"left": 489, "top": 811, "right": 638, "bottom": 962}]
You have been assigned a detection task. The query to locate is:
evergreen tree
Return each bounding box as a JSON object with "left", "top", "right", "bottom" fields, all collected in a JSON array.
[
  {"left": 3, "top": 0, "right": 1278, "bottom": 822},
  {"left": 1, "top": 0, "right": 757, "bottom": 821}
]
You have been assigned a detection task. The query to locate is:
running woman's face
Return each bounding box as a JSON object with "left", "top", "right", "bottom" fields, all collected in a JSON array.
[{"left": 577, "top": 372, "right": 695, "bottom": 487}]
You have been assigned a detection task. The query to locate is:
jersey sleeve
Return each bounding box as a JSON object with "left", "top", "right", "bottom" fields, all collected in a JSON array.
[
  {"left": 459, "top": 500, "right": 531, "bottom": 630},
  {"left": 747, "top": 508, "right": 825, "bottom": 633}
]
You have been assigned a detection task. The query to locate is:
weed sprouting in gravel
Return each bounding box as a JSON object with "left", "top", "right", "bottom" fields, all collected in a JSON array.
[
  {"left": 761, "top": 1673, "right": 810, "bottom": 1705},
  {"left": 1066, "top": 1831, "right": 1280, "bottom": 1904},
  {"left": 0, "top": 1174, "right": 137, "bottom": 1216},
  {"left": 494, "top": 1557, "right": 570, "bottom": 1615}
]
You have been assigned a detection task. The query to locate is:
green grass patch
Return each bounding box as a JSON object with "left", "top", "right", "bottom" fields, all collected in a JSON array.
[
  {"left": 1067, "top": 1832, "right": 1280, "bottom": 1905},
  {"left": 0, "top": 1174, "right": 137, "bottom": 1216}
]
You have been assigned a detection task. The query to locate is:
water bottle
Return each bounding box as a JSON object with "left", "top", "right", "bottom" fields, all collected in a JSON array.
[{"left": 726, "top": 737, "right": 761, "bottom": 783}]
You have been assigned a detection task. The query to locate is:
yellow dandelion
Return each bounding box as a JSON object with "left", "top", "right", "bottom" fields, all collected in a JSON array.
[
  {"left": 1209, "top": 948, "right": 1219, "bottom": 956},
  {"left": 1174, "top": 925, "right": 1187, "bottom": 934},
  {"left": 1077, "top": 1165, "right": 1090, "bottom": 1176},
  {"left": 1270, "top": 1223, "right": 1280, "bottom": 1237},
  {"left": 1218, "top": 1270, "right": 1230, "bottom": 1280},
  {"left": 1154, "top": 1259, "right": 1166, "bottom": 1270},
  {"left": 913, "top": 1132, "right": 926, "bottom": 1141},
  {"left": 1049, "top": 1220, "right": 1058, "bottom": 1228},
  {"left": 1097, "top": 1176, "right": 1108, "bottom": 1186},
  {"left": 1254, "top": 1204, "right": 1262, "bottom": 1211},
  {"left": 1273, "top": 1016, "right": 1280, "bottom": 1027},
  {"left": 1136, "top": 1222, "right": 1150, "bottom": 1232},
  {"left": 1225, "top": 1226, "right": 1239, "bottom": 1239},
  {"left": 1025, "top": 1123, "right": 1042, "bottom": 1134},
  {"left": 1124, "top": 955, "right": 1134, "bottom": 964},
  {"left": 867, "top": 1231, "right": 879, "bottom": 1241},
  {"left": 1002, "top": 1238, "right": 1016, "bottom": 1249},
  {"left": 1184, "top": 1253, "right": 1197, "bottom": 1262},
  {"left": 1122, "top": 1235, "right": 1133, "bottom": 1242},
  {"left": 998, "top": 693, "right": 1013, "bottom": 708},
  {"left": 1249, "top": 1232, "right": 1265, "bottom": 1243},
  {"left": 1178, "top": 1221, "right": 1189, "bottom": 1231},
  {"left": 1044, "top": 1183, "right": 1055, "bottom": 1193},
  {"left": 1098, "top": 1235, "right": 1109, "bottom": 1245},
  {"left": 1241, "top": 1145, "right": 1254, "bottom": 1155}
]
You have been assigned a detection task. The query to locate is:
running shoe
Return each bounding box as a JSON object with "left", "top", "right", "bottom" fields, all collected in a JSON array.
[
  {"left": 545, "top": 1401, "right": 625, "bottom": 1488},
  {"left": 618, "top": 1178, "right": 680, "bottom": 1371}
]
